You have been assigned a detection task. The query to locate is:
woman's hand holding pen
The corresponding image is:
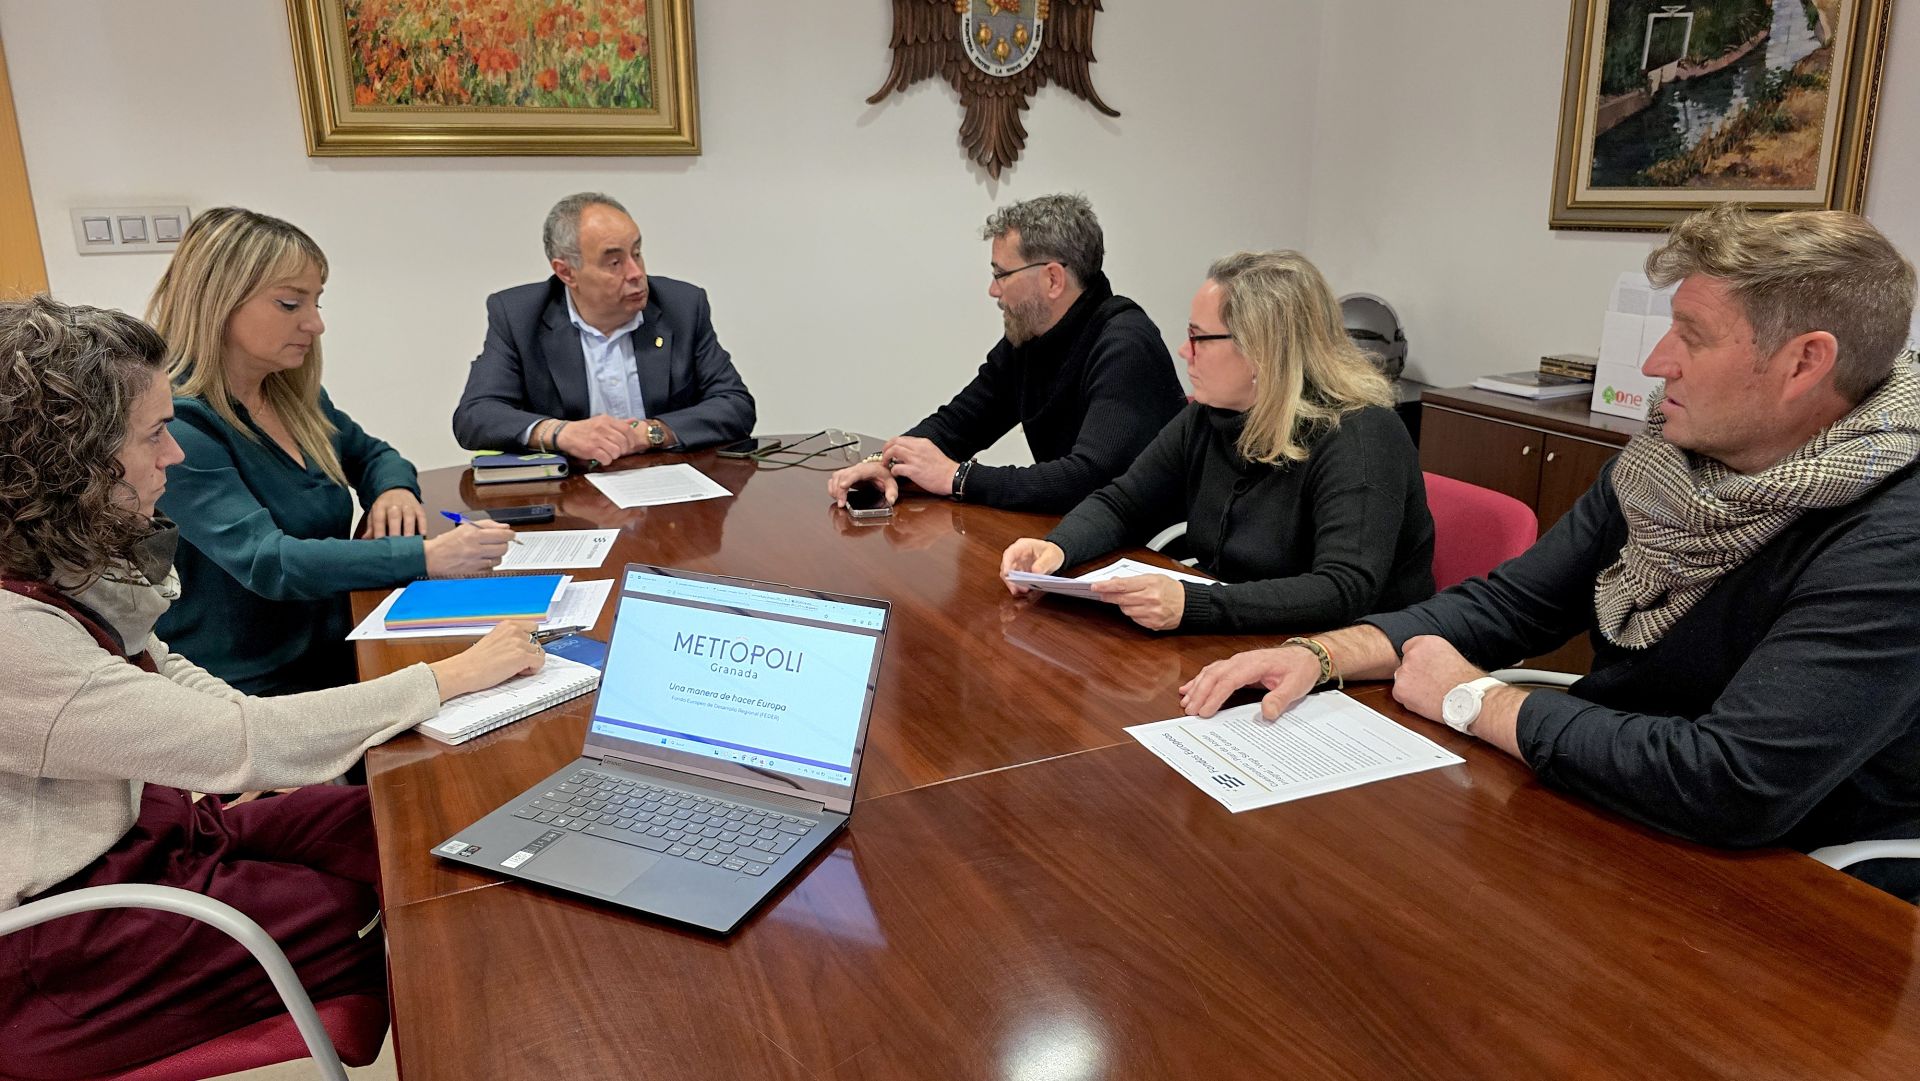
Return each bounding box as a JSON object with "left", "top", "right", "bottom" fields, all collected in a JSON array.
[{"left": 424, "top": 521, "right": 515, "bottom": 576}]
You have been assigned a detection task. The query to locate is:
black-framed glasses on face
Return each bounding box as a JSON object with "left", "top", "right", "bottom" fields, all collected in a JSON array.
[
  {"left": 1188, "top": 331, "right": 1232, "bottom": 352},
  {"left": 990, "top": 260, "right": 1053, "bottom": 282}
]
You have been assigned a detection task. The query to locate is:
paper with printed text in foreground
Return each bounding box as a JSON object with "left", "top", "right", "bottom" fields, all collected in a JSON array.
[{"left": 1126, "top": 693, "right": 1462, "bottom": 812}]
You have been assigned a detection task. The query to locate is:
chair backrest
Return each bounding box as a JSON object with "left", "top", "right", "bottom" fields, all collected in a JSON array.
[{"left": 1423, "top": 472, "right": 1537, "bottom": 591}]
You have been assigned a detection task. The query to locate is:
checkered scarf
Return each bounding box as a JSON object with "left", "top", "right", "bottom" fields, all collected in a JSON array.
[{"left": 1594, "top": 356, "right": 1920, "bottom": 649}]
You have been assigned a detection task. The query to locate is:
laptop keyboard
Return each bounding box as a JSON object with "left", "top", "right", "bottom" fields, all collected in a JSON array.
[{"left": 513, "top": 768, "right": 821, "bottom": 877}]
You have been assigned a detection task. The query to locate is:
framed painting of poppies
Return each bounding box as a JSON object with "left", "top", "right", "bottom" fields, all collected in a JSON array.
[
  {"left": 286, "top": 0, "right": 698, "bottom": 156},
  {"left": 1548, "top": 0, "right": 1892, "bottom": 230}
]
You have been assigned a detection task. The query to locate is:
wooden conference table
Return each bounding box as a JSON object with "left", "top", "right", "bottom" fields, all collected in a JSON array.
[{"left": 354, "top": 443, "right": 1920, "bottom": 1081}]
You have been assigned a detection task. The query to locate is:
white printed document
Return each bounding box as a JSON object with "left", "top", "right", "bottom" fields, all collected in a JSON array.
[
  {"left": 585, "top": 464, "right": 732, "bottom": 509},
  {"left": 347, "top": 578, "right": 615, "bottom": 640},
  {"left": 1007, "top": 557, "right": 1216, "bottom": 600},
  {"left": 494, "top": 529, "right": 620, "bottom": 571},
  {"left": 1126, "top": 693, "right": 1463, "bottom": 812}
]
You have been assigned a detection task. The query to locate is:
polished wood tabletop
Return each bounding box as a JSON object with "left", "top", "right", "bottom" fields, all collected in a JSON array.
[{"left": 356, "top": 446, "right": 1920, "bottom": 1081}]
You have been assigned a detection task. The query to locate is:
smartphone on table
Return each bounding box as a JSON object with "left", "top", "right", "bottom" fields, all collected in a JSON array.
[
  {"left": 466, "top": 504, "right": 555, "bottom": 525},
  {"left": 844, "top": 482, "right": 894, "bottom": 520},
  {"left": 717, "top": 436, "right": 784, "bottom": 458}
]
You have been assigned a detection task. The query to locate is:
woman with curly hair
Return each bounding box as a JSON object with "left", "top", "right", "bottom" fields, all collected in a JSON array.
[
  {"left": 0, "top": 296, "right": 544, "bottom": 1078},
  {"left": 1000, "top": 251, "right": 1435, "bottom": 633},
  {"left": 149, "top": 206, "right": 514, "bottom": 694}
]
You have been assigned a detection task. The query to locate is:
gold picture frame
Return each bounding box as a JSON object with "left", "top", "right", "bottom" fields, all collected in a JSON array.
[
  {"left": 286, "top": 0, "right": 699, "bottom": 157},
  {"left": 1549, "top": 0, "right": 1891, "bottom": 231}
]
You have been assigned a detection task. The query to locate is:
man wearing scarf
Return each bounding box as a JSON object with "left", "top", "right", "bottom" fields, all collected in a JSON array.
[{"left": 1181, "top": 205, "right": 1920, "bottom": 901}]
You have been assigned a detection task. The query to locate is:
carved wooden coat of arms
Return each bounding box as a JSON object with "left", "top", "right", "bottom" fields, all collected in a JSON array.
[{"left": 869, "top": 0, "right": 1117, "bottom": 178}]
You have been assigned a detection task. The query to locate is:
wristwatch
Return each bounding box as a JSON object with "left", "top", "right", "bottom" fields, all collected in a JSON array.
[
  {"left": 1441, "top": 676, "right": 1506, "bottom": 734},
  {"left": 645, "top": 420, "right": 666, "bottom": 448}
]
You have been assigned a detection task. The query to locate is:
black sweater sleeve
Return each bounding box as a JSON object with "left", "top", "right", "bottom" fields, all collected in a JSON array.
[
  {"left": 1043, "top": 408, "right": 1196, "bottom": 564},
  {"left": 1516, "top": 524, "right": 1920, "bottom": 847},
  {"left": 902, "top": 352, "right": 1019, "bottom": 465},
  {"left": 1363, "top": 465, "right": 1616, "bottom": 667},
  {"left": 1180, "top": 424, "right": 1423, "bottom": 633},
  {"left": 963, "top": 328, "right": 1181, "bottom": 513}
]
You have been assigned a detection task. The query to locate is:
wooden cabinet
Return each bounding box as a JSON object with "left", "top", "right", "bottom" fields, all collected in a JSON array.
[{"left": 1417, "top": 387, "right": 1642, "bottom": 673}]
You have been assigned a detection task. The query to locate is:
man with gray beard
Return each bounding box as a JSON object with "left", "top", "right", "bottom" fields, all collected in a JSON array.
[{"left": 829, "top": 193, "right": 1183, "bottom": 513}]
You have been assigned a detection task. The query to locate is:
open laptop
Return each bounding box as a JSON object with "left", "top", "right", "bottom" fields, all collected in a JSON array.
[{"left": 432, "top": 562, "right": 890, "bottom": 934}]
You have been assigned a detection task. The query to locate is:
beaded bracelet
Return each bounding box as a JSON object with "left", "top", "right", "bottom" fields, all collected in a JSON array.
[{"left": 1281, "top": 636, "right": 1342, "bottom": 690}]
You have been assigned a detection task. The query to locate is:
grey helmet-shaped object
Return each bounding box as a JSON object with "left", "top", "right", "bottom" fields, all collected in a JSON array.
[{"left": 1339, "top": 293, "right": 1407, "bottom": 380}]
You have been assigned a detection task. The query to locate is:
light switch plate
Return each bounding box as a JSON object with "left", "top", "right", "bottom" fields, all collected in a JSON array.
[{"left": 69, "top": 205, "right": 191, "bottom": 255}]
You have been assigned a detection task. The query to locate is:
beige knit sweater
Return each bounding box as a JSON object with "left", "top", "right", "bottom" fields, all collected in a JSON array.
[{"left": 2, "top": 573, "right": 441, "bottom": 908}]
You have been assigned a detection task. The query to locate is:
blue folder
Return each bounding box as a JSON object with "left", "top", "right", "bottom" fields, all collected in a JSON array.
[{"left": 384, "top": 575, "right": 565, "bottom": 631}]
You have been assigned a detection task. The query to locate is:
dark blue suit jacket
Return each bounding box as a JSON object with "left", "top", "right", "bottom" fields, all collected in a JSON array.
[{"left": 452, "top": 275, "right": 755, "bottom": 451}]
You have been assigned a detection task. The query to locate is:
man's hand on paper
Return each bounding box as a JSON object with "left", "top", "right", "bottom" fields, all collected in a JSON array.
[
  {"left": 880, "top": 435, "right": 958, "bottom": 496},
  {"left": 828, "top": 458, "right": 898, "bottom": 507},
  {"left": 1090, "top": 574, "right": 1185, "bottom": 630},
  {"left": 999, "top": 538, "right": 1066, "bottom": 594},
  {"left": 1180, "top": 645, "right": 1321, "bottom": 721}
]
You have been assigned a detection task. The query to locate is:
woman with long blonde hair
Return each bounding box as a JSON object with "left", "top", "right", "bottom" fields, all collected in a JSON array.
[
  {"left": 1001, "top": 250, "right": 1435, "bottom": 633},
  {"left": 150, "top": 207, "right": 512, "bottom": 694}
]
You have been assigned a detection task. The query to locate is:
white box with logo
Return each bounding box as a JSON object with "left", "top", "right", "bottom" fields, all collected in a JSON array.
[{"left": 1590, "top": 273, "right": 1674, "bottom": 420}]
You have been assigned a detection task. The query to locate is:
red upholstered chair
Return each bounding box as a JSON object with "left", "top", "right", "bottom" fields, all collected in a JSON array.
[
  {"left": 0, "top": 885, "right": 388, "bottom": 1081},
  {"left": 1423, "top": 472, "right": 1537, "bottom": 591}
]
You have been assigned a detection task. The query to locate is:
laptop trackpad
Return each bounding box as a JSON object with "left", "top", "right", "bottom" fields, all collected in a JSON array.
[{"left": 535, "top": 835, "right": 656, "bottom": 896}]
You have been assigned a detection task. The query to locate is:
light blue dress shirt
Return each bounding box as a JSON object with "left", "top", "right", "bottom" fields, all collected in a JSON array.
[{"left": 520, "top": 291, "right": 650, "bottom": 446}]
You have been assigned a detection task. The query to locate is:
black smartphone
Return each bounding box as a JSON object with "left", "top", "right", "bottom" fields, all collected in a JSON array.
[
  {"left": 845, "top": 482, "right": 893, "bottom": 519},
  {"left": 468, "top": 503, "right": 555, "bottom": 525},
  {"left": 717, "top": 436, "right": 784, "bottom": 458}
]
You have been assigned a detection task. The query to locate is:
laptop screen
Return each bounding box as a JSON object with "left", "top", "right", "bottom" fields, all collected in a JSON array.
[{"left": 583, "top": 565, "right": 888, "bottom": 808}]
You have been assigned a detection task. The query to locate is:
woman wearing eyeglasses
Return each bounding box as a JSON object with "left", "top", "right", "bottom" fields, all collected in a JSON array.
[{"left": 999, "top": 250, "right": 1435, "bottom": 634}]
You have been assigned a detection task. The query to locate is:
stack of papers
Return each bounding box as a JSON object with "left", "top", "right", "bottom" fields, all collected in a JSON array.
[
  {"left": 1006, "top": 557, "right": 1215, "bottom": 600},
  {"left": 349, "top": 577, "right": 614, "bottom": 641}
]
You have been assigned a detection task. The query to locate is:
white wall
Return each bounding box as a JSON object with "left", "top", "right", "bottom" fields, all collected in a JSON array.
[
  {"left": 1305, "top": 0, "right": 1920, "bottom": 387},
  {"left": 0, "top": 0, "right": 1321, "bottom": 472}
]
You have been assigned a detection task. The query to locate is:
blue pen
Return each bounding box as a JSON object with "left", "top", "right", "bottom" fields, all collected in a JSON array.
[{"left": 440, "top": 510, "right": 523, "bottom": 545}]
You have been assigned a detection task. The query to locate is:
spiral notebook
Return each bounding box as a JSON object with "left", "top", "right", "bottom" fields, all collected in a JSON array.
[{"left": 417, "top": 654, "right": 603, "bottom": 745}]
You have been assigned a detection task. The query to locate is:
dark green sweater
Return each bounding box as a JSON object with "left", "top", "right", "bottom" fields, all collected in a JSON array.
[{"left": 156, "top": 391, "right": 427, "bottom": 695}]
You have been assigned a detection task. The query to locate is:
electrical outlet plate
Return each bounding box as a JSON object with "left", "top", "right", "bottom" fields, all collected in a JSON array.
[{"left": 69, "top": 205, "right": 192, "bottom": 255}]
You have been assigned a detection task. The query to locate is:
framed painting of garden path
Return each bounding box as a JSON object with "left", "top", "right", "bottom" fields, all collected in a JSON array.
[
  {"left": 286, "top": 0, "right": 698, "bottom": 156},
  {"left": 1549, "top": 0, "right": 1892, "bottom": 230}
]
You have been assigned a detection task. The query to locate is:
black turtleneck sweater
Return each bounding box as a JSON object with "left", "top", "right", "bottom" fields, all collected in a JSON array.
[
  {"left": 902, "top": 272, "right": 1183, "bottom": 513},
  {"left": 1046, "top": 402, "right": 1435, "bottom": 633}
]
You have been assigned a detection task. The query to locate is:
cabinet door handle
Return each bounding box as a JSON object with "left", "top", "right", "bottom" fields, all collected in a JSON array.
[
  {"left": 1546, "top": 451, "right": 1557, "bottom": 463},
  {"left": 1521, "top": 445, "right": 1532, "bottom": 456}
]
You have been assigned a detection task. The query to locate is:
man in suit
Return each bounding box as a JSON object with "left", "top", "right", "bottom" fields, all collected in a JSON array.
[{"left": 453, "top": 192, "right": 755, "bottom": 462}]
